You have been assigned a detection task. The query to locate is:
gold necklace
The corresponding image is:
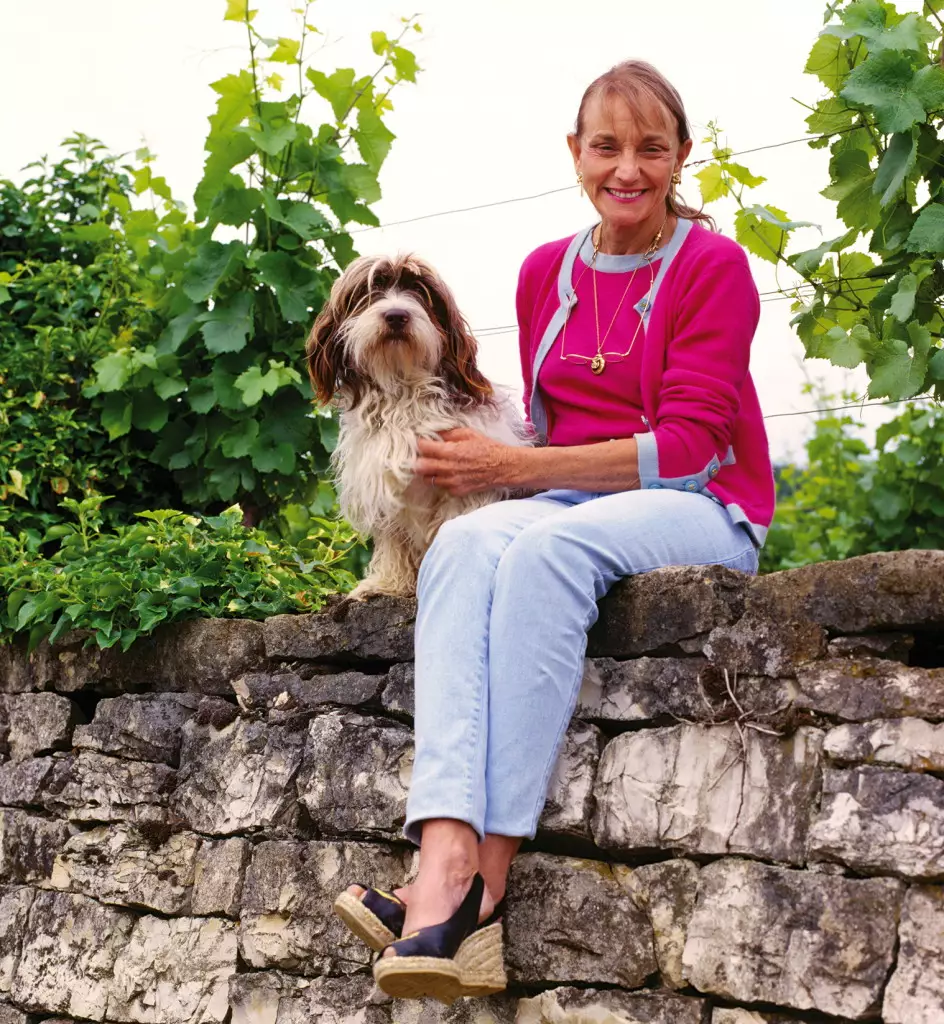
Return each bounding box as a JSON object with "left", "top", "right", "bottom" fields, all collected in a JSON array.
[{"left": 560, "top": 216, "right": 667, "bottom": 375}]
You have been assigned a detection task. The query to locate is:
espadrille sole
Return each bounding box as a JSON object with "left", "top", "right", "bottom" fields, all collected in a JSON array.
[
  {"left": 373, "top": 955, "right": 463, "bottom": 1004},
  {"left": 332, "top": 891, "right": 396, "bottom": 952},
  {"left": 455, "top": 922, "right": 507, "bottom": 996}
]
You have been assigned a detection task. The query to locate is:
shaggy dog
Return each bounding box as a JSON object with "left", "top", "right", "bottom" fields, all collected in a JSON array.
[{"left": 306, "top": 254, "right": 529, "bottom": 600}]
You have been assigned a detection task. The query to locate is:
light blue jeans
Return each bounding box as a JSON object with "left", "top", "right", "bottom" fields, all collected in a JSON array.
[{"left": 403, "top": 488, "right": 759, "bottom": 844}]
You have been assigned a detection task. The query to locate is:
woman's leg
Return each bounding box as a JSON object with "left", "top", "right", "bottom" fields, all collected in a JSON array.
[{"left": 483, "top": 489, "right": 758, "bottom": 840}]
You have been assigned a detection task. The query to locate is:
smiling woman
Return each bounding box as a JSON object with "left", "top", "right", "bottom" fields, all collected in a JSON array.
[{"left": 334, "top": 59, "right": 775, "bottom": 1006}]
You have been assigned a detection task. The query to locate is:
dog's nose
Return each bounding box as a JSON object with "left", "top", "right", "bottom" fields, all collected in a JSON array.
[{"left": 384, "top": 308, "right": 411, "bottom": 331}]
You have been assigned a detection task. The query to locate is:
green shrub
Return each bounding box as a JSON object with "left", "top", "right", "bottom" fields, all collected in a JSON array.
[{"left": 1, "top": 495, "right": 356, "bottom": 651}]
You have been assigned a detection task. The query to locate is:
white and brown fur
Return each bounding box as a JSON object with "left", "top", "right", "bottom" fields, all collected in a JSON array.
[{"left": 306, "top": 254, "right": 530, "bottom": 600}]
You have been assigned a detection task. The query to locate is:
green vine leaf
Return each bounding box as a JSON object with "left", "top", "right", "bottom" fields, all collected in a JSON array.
[
  {"left": 840, "top": 50, "right": 927, "bottom": 133},
  {"left": 873, "top": 131, "right": 918, "bottom": 206},
  {"left": 197, "top": 293, "right": 255, "bottom": 354},
  {"left": 906, "top": 203, "right": 944, "bottom": 252}
]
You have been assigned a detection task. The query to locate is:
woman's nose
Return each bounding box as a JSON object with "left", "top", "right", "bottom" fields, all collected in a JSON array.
[{"left": 614, "top": 150, "right": 640, "bottom": 181}]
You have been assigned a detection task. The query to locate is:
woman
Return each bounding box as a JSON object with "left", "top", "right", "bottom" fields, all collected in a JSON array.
[{"left": 335, "top": 59, "right": 774, "bottom": 1003}]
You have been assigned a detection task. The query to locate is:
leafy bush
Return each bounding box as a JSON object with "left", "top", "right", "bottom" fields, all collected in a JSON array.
[
  {"left": 1, "top": 496, "right": 356, "bottom": 652},
  {"left": 761, "top": 399, "right": 944, "bottom": 572},
  {"left": 0, "top": 137, "right": 184, "bottom": 534}
]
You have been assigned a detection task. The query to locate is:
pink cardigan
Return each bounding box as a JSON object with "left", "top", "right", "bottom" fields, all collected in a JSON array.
[{"left": 516, "top": 218, "right": 775, "bottom": 546}]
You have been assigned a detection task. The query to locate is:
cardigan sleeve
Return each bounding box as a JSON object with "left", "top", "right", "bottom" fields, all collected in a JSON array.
[{"left": 635, "top": 251, "right": 760, "bottom": 491}]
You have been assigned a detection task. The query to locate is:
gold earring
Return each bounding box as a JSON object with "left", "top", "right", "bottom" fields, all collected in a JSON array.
[
  {"left": 672, "top": 171, "right": 682, "bottom": 185},
  {"left": 577, "top": 171, "right": 584, "bottom": 197}
]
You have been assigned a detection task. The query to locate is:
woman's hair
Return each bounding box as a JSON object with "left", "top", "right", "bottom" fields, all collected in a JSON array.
[{"left": 574, "top": 60, "right": 716, "bottom": 231}]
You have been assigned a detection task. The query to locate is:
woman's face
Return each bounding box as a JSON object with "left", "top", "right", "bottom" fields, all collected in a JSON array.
[{"left": 568, "top": 91, "right": 692, "bottom": 237}]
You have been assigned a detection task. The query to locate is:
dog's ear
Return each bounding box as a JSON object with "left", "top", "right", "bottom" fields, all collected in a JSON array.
[
  {"left": 417, "top": 261, "right": 493, "bottom": 404},
  {"left": 305, "top": 259, "right": 373, "bottom": 406}
]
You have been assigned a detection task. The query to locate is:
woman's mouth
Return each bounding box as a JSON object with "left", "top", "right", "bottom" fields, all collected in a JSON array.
[{"left": 604, "top": 187, "right": 646, "bottom": 203}]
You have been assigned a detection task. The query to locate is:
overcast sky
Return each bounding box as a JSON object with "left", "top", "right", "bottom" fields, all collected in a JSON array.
[{"left": 1, "top": 0, "right": 927, "bottom": 460}]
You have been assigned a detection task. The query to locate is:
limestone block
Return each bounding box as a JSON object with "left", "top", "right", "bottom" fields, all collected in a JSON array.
[
  {"left": 50, "top": 824, "right": 199, "bottom": 914},
  {"left": 0, "top": 645, "right": 36, "bottom": 695},
  {"left": 592, "top": 724, "right": 823, "bottom": 864},
  {"left": 712, "top": 1012, "right": 844, "bottom": 1024},
  {"left": 0, "top": 757, "right": 55, "bottom": 807},
  {"left": 264, "top": 595, "right": 416, "bottom": 663},
  {"left": 297, "top": 711, "right": 412, "bottom": 839},
  {"left": 517, "top": 987, "right": 706, "bottom": 1024},
  {"left": 796, "top": 658, "right": 944, "bottom": 721},
  {"left": 172, "top": 717, "right": 306, "bottom": 835},
  {"left": 0, "top": 694, "right": 77, "bottom": 761},
  {"left": 749, "top": 550, "right": 944, "bottom": 633},
  {"left": 43, "top": 751, "right": 176, "bottom": 825},
  {"left": 0, "top": 808, "right": 71, "bottom": 884},
  {"left": 827, "top": 632, "right": 914, "bottom": 662},
  {"left": 73, "top": 693, "right": 203, "bottom": 766},
  {"left": 576, "top": 657, "right": 795, "bottom": 724},
  {"left": 10, "top": 890, "right": 136, "bottom": 1020},
  {"left": 808, "top": 765, "right": 944, "bottom": 880},
  {"left": 40, "top": 619, "right": 266, "bottom": 696},
  {"left": 107, "top": 915, "right": 238, "bottom": 1024},
  {"left": 505, "top": 853, "right": 656, "bottom": 987},
  {"left": 380, "top": 662, "right": 414, "bottom": 717},
  {"left": 588, "top": 565, "right": 747, "bottom": 658},
  {"left": 704, "top": 616, "right": 827, "bottom": 678},
  {"left": 229, "top": 970, "right": 518, "bottom": 1024},
  {"left": 538, "top": 722, "right": 603, "bottom": 840},
  {"left": 0, "top": 886, "right": 35, "bottom": 992},
  {"left": 883, "top": 885, "right": 944, "bottom": 1024},
  {"left": 231, "top": 669, "right": 385, "bottom": 716},
  {"left": 824, "top": 718, "right": 944, "bottom": 771},
  {"left": 191, "top": 837, "right": 250, "bottom": 917},
  {"left": 0, "top": 1002, "right": 36, "bottom": 1024},
  {"left": 616, "top": 859, "right": 700, "bottom": 990},
  {"left": 682, "top": 858, "right": 903, "bottom": 1018},
  {"left": 238, "top": 840, "right": 413, "bottom": 977}
]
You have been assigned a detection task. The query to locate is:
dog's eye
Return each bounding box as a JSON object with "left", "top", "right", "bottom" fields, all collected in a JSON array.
[{"left": 404, "top": 281, "right": 433, "bottom": 306}]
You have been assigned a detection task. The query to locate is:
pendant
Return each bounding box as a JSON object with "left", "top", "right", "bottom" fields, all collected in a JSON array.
[{"left": 590, "top": 353, "right": 605, "bottom": 375}]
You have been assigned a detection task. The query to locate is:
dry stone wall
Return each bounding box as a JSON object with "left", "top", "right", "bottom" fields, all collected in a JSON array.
[{"left": 0, "top": 549, "right": 942, "bottom": 1024}]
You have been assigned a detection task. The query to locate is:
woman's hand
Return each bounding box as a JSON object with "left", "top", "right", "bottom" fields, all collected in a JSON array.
[{"left": 414, "top": 428, "right": 521, "bottom": 496}]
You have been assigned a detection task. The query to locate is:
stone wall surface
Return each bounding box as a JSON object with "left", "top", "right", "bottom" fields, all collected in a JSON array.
[{"left": 0, "top": 550, "right": 941, "bottom": 1023}]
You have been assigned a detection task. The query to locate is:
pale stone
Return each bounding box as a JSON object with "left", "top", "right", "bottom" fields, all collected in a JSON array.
[
  {"left": 796, "top": 658, "right": 944, "bottom": 722},
  {"left": 682, "top": 858, "right": 903, "bottom": 1018},
  {"left": 0, "top": 757, "right": 54, "bottom": 807},
  {"left": 191, "top": 837, "right": 250, "bottom": 917},
  {"left": 0, "top": 646, "right": 38, "bottom": 695},
  {"left": 704, "top": 616, "right": 827, "bottom": 678},
  {"left": 711, "top": 1012, "right": 836, "bottom": 1024},
  {"left": 264, "top": 595, "right": 416, "bottom": 663},
  {"left": 231, "top": 670, "right": 384, "bottom": 715},
  {"left": 588, "top": 565, "right": 747, "bottom": 658},
  {"left": 883, "top": 885, "right": 944, "bottom": 1024},
  {"left": 538, "top": 722, "right": 603, "bottom": 841},
  {"left": 516, "top": 987, "right": 706, "bottom": 1024},
  {"left": 824, "top": 718, "right": 944, "bottom": 771},
  {"left": 107, "top": 915, "right": 238, "bottom": 1024},
  {"left": 0, "top": 886, "right": 35, "bottom": 993},
  {"left": 296, "top": 711, "right": 412, "bottom": 839},
  {"left": 11, "top": 890, "right": 136, "bottom": 1020},
  {"left": 576, "top": 657, "right": 795, "bottom": 724},
  {"left": 0, "top": 694, "right": 77, "bottom": 761},
  {"left": 506, "top": 853, "right": 656, "bottom": 987},
  {"left": 592, "top": 724, "right": 823, "bottom": 864},
  {"left": 172, "top": 717, "right": 305, "bottom": 835},
  {"left": 808, "top": 765, "right": 944, "bottom": 880},
  {"left": 616, "top": 859, "right": 700, "bottom": 990},
  {"left": 0, "top": 1002, "right": 35, "bottom": 1024},
  {"left": 50, "top": 824, "right": 199, "bottom": 914},
  {"left": 73, "top": 693, "right": 203, "bottom": 766},
  {"left": 0, "top": 808, "right": 71, "bottom": 884},
  {"left": 43, "top": 751, "right": 176, "bottom": 825},
  {"left": 238, "top": 839, "right": 413, "bottom": 977},
  {"left": 380, "top": 662, "right": 414, "bottom": 717}
]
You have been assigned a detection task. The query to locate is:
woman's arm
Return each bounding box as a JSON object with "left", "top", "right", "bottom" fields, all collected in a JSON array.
[{"left": 414, "top": 430, "right": 640, "bottom": 496}]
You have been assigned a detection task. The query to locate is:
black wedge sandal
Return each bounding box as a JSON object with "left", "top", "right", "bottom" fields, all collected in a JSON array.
[
  {"left": 373, "top": 873, "right": 499, "bottom": 1004},
  {"left": 455, "top": 896, "right": 507, "bottom": 998},
  {"left": 333, "top": 885, "right": 407, "bottom": 951}
]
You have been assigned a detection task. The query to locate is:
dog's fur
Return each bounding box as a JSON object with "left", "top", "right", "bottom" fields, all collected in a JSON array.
[{"left": 306, "top": 254, "right": 529, "bottom": 600}]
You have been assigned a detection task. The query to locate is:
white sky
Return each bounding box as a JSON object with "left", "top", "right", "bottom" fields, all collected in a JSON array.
[{"left": 1, "top": 0, "right": 925, "bottom": 461}]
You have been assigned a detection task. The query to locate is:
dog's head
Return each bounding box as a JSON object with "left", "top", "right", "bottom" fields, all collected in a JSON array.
[{"left": 306, "top": 254, "right": 493, "bottom": 408}]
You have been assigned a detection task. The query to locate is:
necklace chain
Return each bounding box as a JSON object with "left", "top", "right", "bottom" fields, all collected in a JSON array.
[{"left": 560, "top": 216, "right": 667, "bottom": 375}]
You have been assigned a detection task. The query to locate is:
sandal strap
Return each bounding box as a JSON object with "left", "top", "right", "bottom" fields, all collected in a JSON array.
[
  {"left": 384, "top": 873, "right": 485, "bottom": 960},
  {"left": 358, "top": 885, "right": 407, "bottom": 934},
  {"left": 478, "top": 895, "right": 506, "bottom": 930}
]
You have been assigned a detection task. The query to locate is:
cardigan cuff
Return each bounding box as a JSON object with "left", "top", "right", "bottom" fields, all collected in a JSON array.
[{"left": 636, "top": 433, "right": 734, "bottom": 493}]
